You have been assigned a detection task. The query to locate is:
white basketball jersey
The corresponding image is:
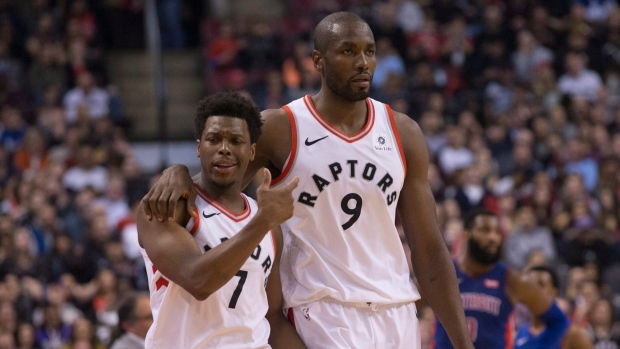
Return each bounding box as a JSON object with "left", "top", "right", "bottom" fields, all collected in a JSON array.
[
  {"left": 273, "top": 95, "right": 420, "bottom": 307},
  {"left": 141, "top": 188, "right": 275, "bottom": 349}
]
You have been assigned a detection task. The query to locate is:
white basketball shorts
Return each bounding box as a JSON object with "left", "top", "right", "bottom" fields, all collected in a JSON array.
[{"left": 286, "top": 298, "right": 421, "bottom": 349}]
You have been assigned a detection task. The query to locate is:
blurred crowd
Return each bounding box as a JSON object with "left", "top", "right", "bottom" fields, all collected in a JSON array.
[
  {"left": 206, "top": 0, "right": 620, "bottom": 348},
  {"left": 0, "top": 0, "right": 619, "bottom": 348}
]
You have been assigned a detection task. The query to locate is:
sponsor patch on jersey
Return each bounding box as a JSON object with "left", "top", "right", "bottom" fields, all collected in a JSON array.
[
  {"left": 373, "top": 132, "right": 393, "bottom": 151},
  {"left": 302, "top": 307, "right": 311, "bottom": 321},
  {"left": 484, "top": 279, "right": 499, "bottom": 289}
]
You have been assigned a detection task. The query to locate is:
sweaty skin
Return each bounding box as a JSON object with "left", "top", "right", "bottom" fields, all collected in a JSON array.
[{"left": 142, "top": 12, "right": 474, "bottom": 349}]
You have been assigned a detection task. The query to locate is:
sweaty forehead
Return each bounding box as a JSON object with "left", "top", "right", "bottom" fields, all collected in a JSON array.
[{"left": 318, "top": 21, "right": 374, "bottom": 50}]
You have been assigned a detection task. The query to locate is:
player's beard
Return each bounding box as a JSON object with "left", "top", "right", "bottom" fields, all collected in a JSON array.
[
  {"left": 468, "top": 238, "right": 502, "bottom": 265},
  {"left": 324, "top": 64, "right": 371, "bottom": 102}
]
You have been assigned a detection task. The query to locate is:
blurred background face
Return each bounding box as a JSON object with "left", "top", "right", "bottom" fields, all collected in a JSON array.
[
  {"left": 517, "top": 30, "right": 535, "bottom": 51},
  {"left": 516, "top": 206, "right": 536, "bottom": 231},
  {"left": 123, "top": 296, "right": 153, "bottom": 339},
  {"left": 566, "top": 53, "right": 585, "bottom": 75},
  {"left": 467, "top": 215, "right": 502, "bottom": 265}
]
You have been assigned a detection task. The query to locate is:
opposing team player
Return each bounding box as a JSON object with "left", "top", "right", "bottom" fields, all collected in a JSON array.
[
  {"left": 142, "top": 12, "right": 473, "bottom": 348},
  {"left": 433, "top": 209, "right": 569, "bottom": 348},
  {"left": 514, "top": 265, "right": 593, "bottom": 349},
  {"left": 137, "top": 92, "right": 305, "bottom": 348}
]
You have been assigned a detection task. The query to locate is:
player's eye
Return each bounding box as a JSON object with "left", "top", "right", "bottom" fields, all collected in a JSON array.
[{"left": 343, "top": 49, "right": 352, "bottom": 54}]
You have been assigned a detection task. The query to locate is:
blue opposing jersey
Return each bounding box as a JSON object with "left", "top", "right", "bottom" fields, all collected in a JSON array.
[
  {"left": 514, "top": 323, "right": 561, "bottom": 349},
  {"left": 433, "top": 261, "right": 514, "bottom": 349}
]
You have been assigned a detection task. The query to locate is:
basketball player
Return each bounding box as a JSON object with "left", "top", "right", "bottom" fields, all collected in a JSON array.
[
  {"left": 514, "top": 265, "right": 593, "bottom": 349},
  {"left": 433, "top": 209, "right": 569, "bottom": 348},
  {"left": 142, "top": 12, "right": 474, "bottom": 348},
  {"left": 137, "top": 92, "right": 305, "bottom": 348}
]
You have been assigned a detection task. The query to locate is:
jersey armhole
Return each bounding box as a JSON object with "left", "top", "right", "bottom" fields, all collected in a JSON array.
[
  {"left": 271, "top": 106, "right": 298, "bottom": 186},
  {"left": 385, "top": 104, "right": 407, "bottom": 177}
]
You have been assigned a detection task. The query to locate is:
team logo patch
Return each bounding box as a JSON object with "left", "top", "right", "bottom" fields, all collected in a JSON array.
[
  {"left": 484, "top": 279, "right": 499, "bottom": 289},
  {"left": 373, "top": 132, "right": 392, "bottom": 151},
  {"left": 302, "top": 307, "right": 311, "bottom": 321}
]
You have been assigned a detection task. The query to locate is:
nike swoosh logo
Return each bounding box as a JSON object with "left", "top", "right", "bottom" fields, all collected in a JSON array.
[
  {"left": 305, "top": 136, "right": 328, "bottom": 146},
  {"left": 202, "top": 212, "right": 221, "bottom": 219},
  {"left": 515, "top": 338, "right": 528, "bottom": 347}
]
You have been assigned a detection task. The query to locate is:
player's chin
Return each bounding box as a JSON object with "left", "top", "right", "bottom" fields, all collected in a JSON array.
[
  {"left": 350, "top": 90, "right": 370, "bottom": 101},
  {"left": 209, "top": 174, "right": 237, "bottom": 189}
]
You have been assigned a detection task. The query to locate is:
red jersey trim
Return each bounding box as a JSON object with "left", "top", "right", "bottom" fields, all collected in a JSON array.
[
  {"left": 504, "top": 313, "right": 515, "bottom": 349},
  {"left": 386, "top": 104, "right": 407, "bottom": 177},
  {"left": 194, "top": 185, "right": 251, "bottom": 222},
  {"left": 303, "top": 94, "right": 375, "bottom": 143},
  {"left": 188, "top": 206, "right": 200, "bottom": 236},
  {"left": 287, "top": 308, "right": 296, "bottom": 329},
  {"left": 271, "top": 105, "right": 298, "bottom": 186}
]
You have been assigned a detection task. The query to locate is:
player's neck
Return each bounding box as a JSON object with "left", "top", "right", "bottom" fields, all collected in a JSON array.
[
  {"left": 196, "top": 176, "right": 246, "bottom": 213},
  {"left": 458, "top": 255, "right": 495, "bottom": 277},
  {"left": 311, "top": 91, "right": 368, "bottom": 135}
]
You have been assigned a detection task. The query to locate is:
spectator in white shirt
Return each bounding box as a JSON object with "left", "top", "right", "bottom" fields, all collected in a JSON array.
[
  {"left": 62, "top": 142, "right": 108, "bottom": 193},
  {"left": 557, "top": 51, "right": 603, "bottom": 102},
  {"left": 438, "top": 124, "right": 474, "bottom": 177},
  {"left": 94, "top": 174, "right": 129, "bottom": 230},
  {"left": 512, "top": 29, "right": 554, "bottom": 83},
  {"left": 63, "top": 71, "right": 109, "bottom": 124}
]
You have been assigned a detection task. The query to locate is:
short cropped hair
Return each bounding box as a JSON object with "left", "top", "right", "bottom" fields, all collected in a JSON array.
[
  {"left": 463, "top": 208, "right": 497, "bottom": 230},
  {"left": 194, "top": 92, "right": 263, "bottom": 143},
  {"left": 313, "top": 11, "right": 370, "bottom": 53},
  {"left": 528, "top": 265, "right": 560, "bottom": 290}
]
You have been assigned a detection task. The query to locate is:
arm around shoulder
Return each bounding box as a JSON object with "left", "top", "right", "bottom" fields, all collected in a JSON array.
[
  {"left": 136, "top": 200, "right": 211, "bottom": 300},
  {"left": 142, "top": 164, "right": 197, "bottom": 222}
]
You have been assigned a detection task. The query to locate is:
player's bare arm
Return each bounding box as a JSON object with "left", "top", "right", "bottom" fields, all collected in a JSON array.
[
  {"left": 142, "top": 164, "right": 197, "bottom": 222},
  {"left": 508, "top": 268, "right": 570, "bottom": 346},
  {"left": 137, "top": 169, "right": 298, "bottom": 300},
  {"left": 507, "top": 269, "right": 554, "bottom": 315},
  {"left": 265, "top": 226, "right": 307, "bottom": 349},
  {"left": 393, "top": 111, "right": 474, "bottom": 349}
]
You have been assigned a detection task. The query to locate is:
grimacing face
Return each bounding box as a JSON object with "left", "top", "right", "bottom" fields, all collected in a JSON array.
[
  {"left": 320, "top": 21, "right": 376, "bottom": 101},
  {"left": 197, "top": 116, "right": 256, "bottom": 190}
]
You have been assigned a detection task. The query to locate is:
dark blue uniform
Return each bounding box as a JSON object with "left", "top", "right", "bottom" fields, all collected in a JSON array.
[{"left": 434, "top": 261, "right": 514, "bottom": 348}]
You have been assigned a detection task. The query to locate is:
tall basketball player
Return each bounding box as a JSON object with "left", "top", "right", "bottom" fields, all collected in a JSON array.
[
  {"left": 433, "top": 209, "right": 569, "bottom": 348},
  {"left": 142, "top": 12, "right": 474, "bottom": 349},
  {"left": 137, "top": 92, "right": 305, "bottom": 348}
]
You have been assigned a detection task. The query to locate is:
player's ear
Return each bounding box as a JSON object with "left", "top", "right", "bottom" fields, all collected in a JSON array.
[
  {"left": 250, "top": 143, "right": 256, "bottom": 161},
  {"left": 312, "top": 50, "right": 324, "bottom": 73},
  {"left": 196, "top": 139, "right": 200, "bottom": 157}
]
